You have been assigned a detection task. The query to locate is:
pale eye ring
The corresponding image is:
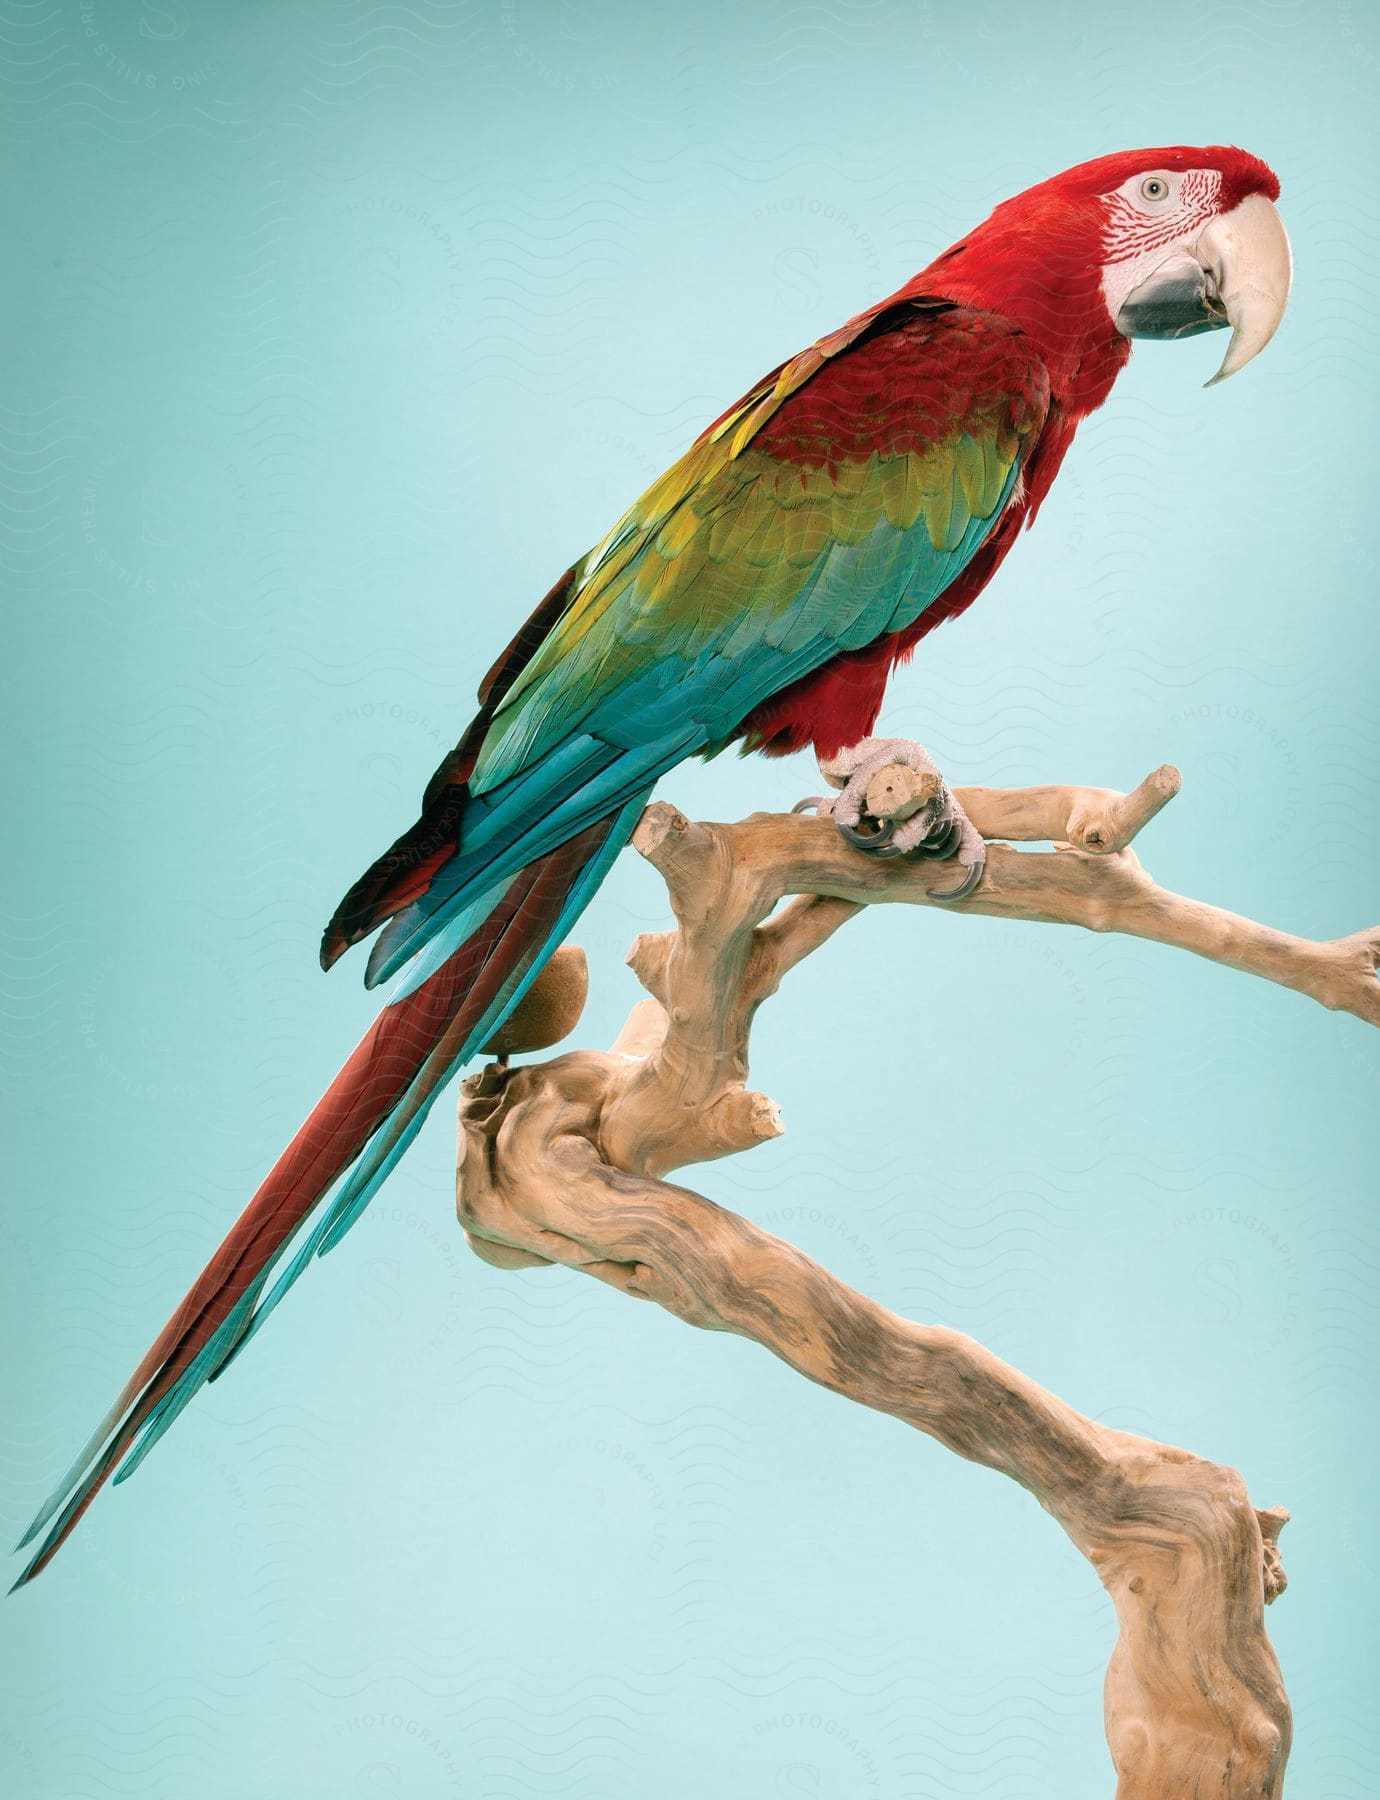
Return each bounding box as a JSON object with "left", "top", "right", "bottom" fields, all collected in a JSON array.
[{"left": 1140, "top": 175, "right": 1170, "bottom": 202}]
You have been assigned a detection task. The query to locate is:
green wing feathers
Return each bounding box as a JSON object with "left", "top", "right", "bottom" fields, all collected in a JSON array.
[{"left": 473, "top": 301, "right": 1048, "bottom": 785}]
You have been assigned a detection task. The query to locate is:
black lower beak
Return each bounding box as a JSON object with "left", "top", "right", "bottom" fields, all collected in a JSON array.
[{"left": 1116, "top": 251, "right": 1231, "bottom": 343}]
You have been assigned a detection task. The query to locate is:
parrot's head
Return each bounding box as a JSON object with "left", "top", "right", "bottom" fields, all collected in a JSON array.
[
  {"left": 928, "top": 145, "right": 1291, "bottom": 405},
  {"left": 1082, "top": 146, "right": 1290, "bottom": 387}
]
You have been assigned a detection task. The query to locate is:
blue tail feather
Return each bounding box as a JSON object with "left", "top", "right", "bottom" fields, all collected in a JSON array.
[
  {"left": 205, "top": 792, "right": 649, "bottom": 1379},
  {"left": 365, "top": 732, "right": 694, "bottom": 989}
]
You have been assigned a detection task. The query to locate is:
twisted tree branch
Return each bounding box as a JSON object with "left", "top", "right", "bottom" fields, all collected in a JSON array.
[{"left": 456, "top": 761, "right": 1377, "bottom": 1795}]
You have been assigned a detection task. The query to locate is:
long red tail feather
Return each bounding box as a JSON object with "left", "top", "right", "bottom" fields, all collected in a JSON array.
[{"left": 13, "top": 828, "right": 604, "bottom": 1587}]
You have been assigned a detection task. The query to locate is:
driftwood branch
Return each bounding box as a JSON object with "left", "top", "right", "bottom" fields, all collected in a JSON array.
[{"left": 457, "top": 760, "right": 1378, "bottom": 1796}]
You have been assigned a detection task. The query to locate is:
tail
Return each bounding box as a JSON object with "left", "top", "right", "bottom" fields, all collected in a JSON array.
[{"left": 11, "top": 795, "right": 645, "bottom": 1590}]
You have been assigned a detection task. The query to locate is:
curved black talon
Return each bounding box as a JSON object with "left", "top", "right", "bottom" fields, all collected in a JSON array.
[
  {"left": 836, "top": 814, "right": 897, "bottom": 853},
  {"left": 857, "top": 838, "right": 908, "bottom": 860},
  {"left": 792, "top": 795, "right": 826, "bottom": 815},
  {"left": 911, "top": 817, "right": 962, "bottom": 860},
  {"left": 926, "top": 857, "right": 985, "bottom": 903}
]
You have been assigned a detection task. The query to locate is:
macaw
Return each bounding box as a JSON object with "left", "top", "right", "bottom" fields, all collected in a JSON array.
[{"left": 13, "top": 145, "right": 1292, "bottom": 1587}]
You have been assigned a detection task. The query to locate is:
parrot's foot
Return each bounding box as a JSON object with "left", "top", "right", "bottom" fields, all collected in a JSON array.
[{"left": 793, "top": 736, "right": 986, "bottom": 902}]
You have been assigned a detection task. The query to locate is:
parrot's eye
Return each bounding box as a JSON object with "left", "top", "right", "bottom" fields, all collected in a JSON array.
[{"left": 1140, "top": 176, "right": 1170, "bottom": 202}]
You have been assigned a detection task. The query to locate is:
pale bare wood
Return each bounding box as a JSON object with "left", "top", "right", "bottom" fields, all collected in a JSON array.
[{"left": 455, "top": 763, "right": 1377, "bottom": 1795}]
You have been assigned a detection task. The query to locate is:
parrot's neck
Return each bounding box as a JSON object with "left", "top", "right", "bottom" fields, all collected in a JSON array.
[{"left": 906, "top": 210, "right": 1131, "bottom": 422}]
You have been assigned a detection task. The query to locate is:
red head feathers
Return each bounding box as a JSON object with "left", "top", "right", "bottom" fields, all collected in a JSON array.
[{"left": 910, "top": 145, "right": 1287, "bottom": 412}]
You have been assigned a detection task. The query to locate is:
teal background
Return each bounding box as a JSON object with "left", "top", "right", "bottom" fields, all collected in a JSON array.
[{"left": 2, "top": 2, "right": 1376, "bottom": 1794}]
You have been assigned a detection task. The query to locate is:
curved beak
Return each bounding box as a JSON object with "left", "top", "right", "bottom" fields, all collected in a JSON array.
[{"left": 1114, "top": 193, "right": 1292, "bottom": 387}]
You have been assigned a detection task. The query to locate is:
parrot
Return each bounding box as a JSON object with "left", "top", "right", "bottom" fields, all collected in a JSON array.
[{"left": 12, "top": 144, "right": 1292, "bottom": 1588}]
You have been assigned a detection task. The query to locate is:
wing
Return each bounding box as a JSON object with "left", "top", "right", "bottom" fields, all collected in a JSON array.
[
  {"left": 350, "top": 300, "right": 1049, "bottom": 987},
  {"left": 472, "top": 300, "right": 1048, "bottom": 786}
]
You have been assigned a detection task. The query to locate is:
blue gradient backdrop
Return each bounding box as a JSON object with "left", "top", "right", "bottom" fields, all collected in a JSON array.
[{"left": 2, "top": 2, "right": 1376, "bottom": 1794}]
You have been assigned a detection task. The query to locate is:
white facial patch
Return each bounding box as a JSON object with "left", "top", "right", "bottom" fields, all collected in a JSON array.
[{"left": 1098, "top": 168, "right": 1225, "bottom": 323}]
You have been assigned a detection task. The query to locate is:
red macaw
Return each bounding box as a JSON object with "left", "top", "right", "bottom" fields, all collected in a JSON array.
[{"left": 13, "top": 145, "right": 1291, "bottom": 1586}]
